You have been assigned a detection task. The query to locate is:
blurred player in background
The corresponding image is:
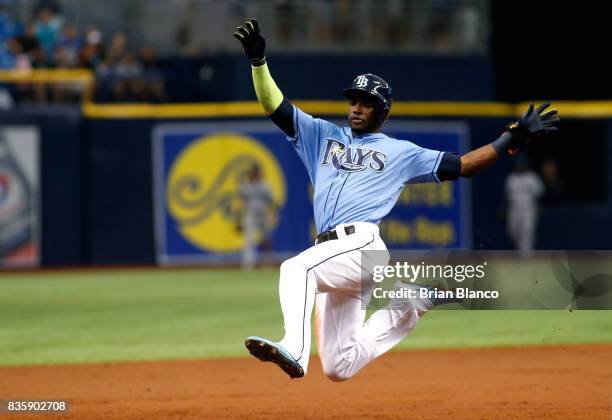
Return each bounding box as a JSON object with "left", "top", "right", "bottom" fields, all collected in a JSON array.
[
  {"left": 540, "top": 158, "right": 564, "bottom": 207},
  {"left": 239, "top": 163, "right": 275, "bottom": 268},
  {"left": 505, "top": 157, "right": 544, "bottom": 255},
  {"left": 233, "top": 19, "right": 560, "bottom": 380}
]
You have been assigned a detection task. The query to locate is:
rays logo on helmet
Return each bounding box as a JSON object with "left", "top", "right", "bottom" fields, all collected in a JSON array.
[{"left": 355, "top": 75, "right": 369, "bottom": 88}]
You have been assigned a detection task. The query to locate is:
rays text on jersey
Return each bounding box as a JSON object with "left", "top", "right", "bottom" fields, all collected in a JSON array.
[{"left": 320, "top": 139, "right": 387, "bottom": 173}]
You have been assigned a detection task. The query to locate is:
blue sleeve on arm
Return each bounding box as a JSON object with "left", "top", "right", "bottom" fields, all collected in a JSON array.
[{"left": 402, "top": 145, "right": 444, "bottom": 184}]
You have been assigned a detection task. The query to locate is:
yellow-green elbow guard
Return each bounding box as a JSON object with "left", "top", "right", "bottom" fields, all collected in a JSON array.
[{"left": 252, "top": 63, "right": 284, "bottom": 115}]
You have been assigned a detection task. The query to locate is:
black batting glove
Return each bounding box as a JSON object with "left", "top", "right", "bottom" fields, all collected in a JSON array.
[
  {"left": 508, "top": 103, "right": 560, "bottom": 140},
  {"left": 493, "top": 103, "right": 560, "bottom": 156},
  {"left": 233, "top": 18, "right": 266, "bottom": 66}
]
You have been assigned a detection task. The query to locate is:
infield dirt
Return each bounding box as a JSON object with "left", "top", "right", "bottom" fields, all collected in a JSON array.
[{"left": 1, "top": 344, "right": 611, "bottom": 419}]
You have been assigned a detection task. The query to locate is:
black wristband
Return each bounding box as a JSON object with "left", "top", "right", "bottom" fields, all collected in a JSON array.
[
  {"left": 491, "top": 131, "right": 514, "bottom": 156},
  {"left": 251, "top": 56, "right": 266, "bottom": 67}
]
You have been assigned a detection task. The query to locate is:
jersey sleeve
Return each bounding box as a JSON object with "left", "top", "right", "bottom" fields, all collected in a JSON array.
[
  {"left": 401, "top": 143, "right": 445, "bottom": 184},
  {"left": 285, "top": 105, "right": 335, "bottom": 180}
]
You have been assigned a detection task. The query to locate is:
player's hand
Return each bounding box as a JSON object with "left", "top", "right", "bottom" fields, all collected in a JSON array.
[
  {"left": 233, "top": 19, "right": 266, "bottom": 65},
  {"left": 509, "top": 103, "right": 560, "bottom": 138},
  {"left": 505, "top": 103, "right": 560, "bottom": 155}
]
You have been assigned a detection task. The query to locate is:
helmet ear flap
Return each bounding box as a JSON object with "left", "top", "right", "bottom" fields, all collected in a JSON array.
[
  {"left": 375, "top": 104, "right": 390, "bottom": 124},
  {"left": 382, "top": 110, "right": 390, "bottom": 123}
]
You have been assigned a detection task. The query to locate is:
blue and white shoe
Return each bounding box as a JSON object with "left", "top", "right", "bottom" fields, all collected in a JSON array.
[{"left": 245, "top": 336, "right": 304, "bottom": 379}]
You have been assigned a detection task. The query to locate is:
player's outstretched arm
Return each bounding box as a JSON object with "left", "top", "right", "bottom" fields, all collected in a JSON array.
[
  {"left": 460, "top": 103, "right": 560, "bottom": 177},
  {"left": 234, "top": 19, "right": 295, "bottom": 136}
]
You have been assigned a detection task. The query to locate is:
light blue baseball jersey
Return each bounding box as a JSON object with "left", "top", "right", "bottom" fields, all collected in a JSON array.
[{"left": 287, "top": 106, "right": 444, "bottom": 234}]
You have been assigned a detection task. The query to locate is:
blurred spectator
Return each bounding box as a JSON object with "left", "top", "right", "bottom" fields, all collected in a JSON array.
[
  {"left": 139, "top": 45, "right": 166, "bottom": 102},
  {"left": 540, "top": 159, "right": 565, "bottom": 207},
  {"left": 0, "top": 37, "right": 32, "bottom": 70},
  {"left": 0, "top": 38, "right": 17, "bottom": 68},
  {"left": 52, "top": 26, "right": 85, "bottom": 102},
  {"left": 15, "top": 22, "right": 40, "bottom": 56},
  {"left": 55, "top": 24, "right": 81, "bottom": 67},
  {"left": 113, "top": 51, "right": 142, "bottom": 101},
  {"left": 0, "top": 0, "right": 21, "bottom": 43},
  {"left": 505, "top": 158, "right": 544, "bottom": 255},
  {"left": 94, "top": 30, "right": 167, "bottom": 102},
  {"left": 0, "top": 0, "right": 21, "bottom": 67},
  {"left": 13, "top": 40, "right": 49, "bottom": 103},
  {"left": 29, "top": 44, "right": 49, "bottom": 67},
  {"left": 93, "top": 57, "right": 114, "bottom": 101},
  {"left": 107, "top": 31, "right": 127, "bottom": 65},
  {"left": 34, "top": 7, "right": 62, "bottom": 57},
  {"left": 7, "top": 38, "right": 30, "bottom": 70},
  {"left": 79, "top": 26, "right": 104, "bottom": 68}
]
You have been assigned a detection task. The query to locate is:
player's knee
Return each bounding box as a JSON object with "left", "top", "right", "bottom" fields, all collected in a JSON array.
[
  {"left": 320, "top": 356, "right": 354, "bottom": 382},
  {"left": 322, "top": 365, "right": 352, "bottom": 382}
]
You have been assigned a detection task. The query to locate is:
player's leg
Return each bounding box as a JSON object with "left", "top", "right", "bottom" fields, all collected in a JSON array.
[
  {"left": 521, "top": 209, "right": 536, "bottom": 253},
  {"left": 246, "top": 222, "right": 425, "bottom": 379},
  {"left": 314, "top": 292, "right": 366, "bottom": 381},
  {"left": 245, "top": 224, "right": 382, "bottom": 377},
  {"left": 314, "top": 282, "right": 424, "bottom": 382},
  {"left": 507, "top": 209, "right": 521, "bottom": 249},
  {"left": 242, "top": 214, "right": 257, "bottom": 268},
  {"left": 276, "top": 227, "right": 380, "bottom": 373}
]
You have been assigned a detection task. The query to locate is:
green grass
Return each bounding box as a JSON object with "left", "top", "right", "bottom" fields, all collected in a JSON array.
[{"left": 0, "top": 268, "right": 611, "bottom": 366}]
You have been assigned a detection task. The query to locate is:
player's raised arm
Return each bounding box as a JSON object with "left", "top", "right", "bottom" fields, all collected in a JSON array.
[
  {"left": 460, "top": 103, "right": 560, "bottom": 177},
  {"left": 233, "top": 19, "right": 295, "bottom": 137}
]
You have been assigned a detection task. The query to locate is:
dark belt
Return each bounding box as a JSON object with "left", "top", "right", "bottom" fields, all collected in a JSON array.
[{"left": 316, "top": 225, "right": 356, "bottom": 244}]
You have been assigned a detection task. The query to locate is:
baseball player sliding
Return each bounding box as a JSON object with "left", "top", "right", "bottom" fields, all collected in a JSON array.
[{"left": 233, "top": 19, "right": 560, "bottom": 381}]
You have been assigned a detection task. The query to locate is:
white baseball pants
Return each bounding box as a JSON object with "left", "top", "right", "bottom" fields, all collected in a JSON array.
[{"left": 277, "top": 222, "right": 423, "bottom": 381}]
